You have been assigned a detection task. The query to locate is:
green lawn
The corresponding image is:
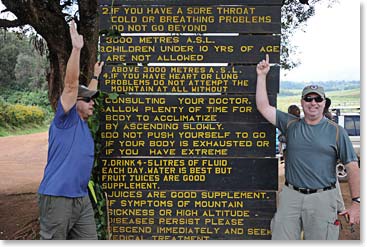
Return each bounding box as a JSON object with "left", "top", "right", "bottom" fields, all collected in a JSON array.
[
  {"left": 277, "top": 88, "right": 360, "bottom": 112},
  {"left": 0, "top": 123, "right": 49, "bottom": 137}
]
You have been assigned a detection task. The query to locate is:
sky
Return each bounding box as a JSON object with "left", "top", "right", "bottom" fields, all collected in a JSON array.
[{"left": 281, "top": 0, "right": 360, "bottom": 82}]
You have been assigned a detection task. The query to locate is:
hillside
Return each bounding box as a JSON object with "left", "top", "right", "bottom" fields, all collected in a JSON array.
[{"left": 277, "top": 81, "right": 360, "bottom": 111}]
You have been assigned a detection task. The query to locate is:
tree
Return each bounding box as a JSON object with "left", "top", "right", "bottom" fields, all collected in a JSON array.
[
  {"left": 0, "top": 0, "right": 336, "bottom": 109},
  {"left": 0, "top": 0, "right": 99, "bottom": 110},
  {"left": 0, "top": 40, "right": 19, "bottom": 86},
  {"left": 0, "top": 30, "right": 48, "bottom": 90},
  {"left": 14, "top": 52, "right": 48, "bottom": 90}
]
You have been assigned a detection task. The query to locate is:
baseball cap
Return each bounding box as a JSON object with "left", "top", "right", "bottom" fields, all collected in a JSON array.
[
  {"left": 78, "top": 85, "right": 99, "bottom": 98},
  {"left": 301, "top": 85, "right": 325, "bottom": 98}
]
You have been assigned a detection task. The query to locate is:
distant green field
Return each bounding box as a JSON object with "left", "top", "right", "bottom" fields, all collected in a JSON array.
[{"left": 277, "top": 88, "right": 360, "bottom": 112}]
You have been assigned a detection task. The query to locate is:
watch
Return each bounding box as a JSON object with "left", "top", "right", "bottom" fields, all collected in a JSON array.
[
  {"left": 352, "top": 197, "right": 360, "bottom": 203},
  {"left": 92, "top": 75, "right": 99, "bottom": 80}
]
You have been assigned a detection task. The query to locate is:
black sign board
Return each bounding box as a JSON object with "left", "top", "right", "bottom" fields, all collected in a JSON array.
[
  {"left": 100, "top": 35, "right": 280, "bottom": 63},
  {"left": 97, "top": 0, "right": 281, "bottom": 240},
  {"left": 100, "top": 157, "right": 278, "bottom": 190},
  {"left": 99, "top": 6, "right": 281, "bottom": 34},
  {"left": 107, "top": 190, "right": 276, "bottom": 240},
  {"left": 98, "top": 0, "right": 283, "bottom": 6},
  {"left": 100, "top": 122, "right": 275, "bottom": 157},
  {"left": 101, "top": 65, "right": 280, "bottom": 93},
  {"left": 101, "top": 94, "right": 276, "bottom": 123}
]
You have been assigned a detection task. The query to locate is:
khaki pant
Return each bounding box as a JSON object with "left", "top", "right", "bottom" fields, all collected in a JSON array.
[
  {"left": 271, "top": 186, "right": 340, "bottom": 240},
  {"left": 38, "top": 194, "right": 98, "bottom": 240}
]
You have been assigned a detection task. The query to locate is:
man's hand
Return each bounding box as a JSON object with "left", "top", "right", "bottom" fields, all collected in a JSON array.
[
  {"left": 256, "top": 54, "right": 270, "bottom": 76},
  {"left": 94, "top": 61, "right": 104, "bottom": 78},
  {"left": 88, "top": 61, "right": 105, "bottom": 91},
  {"left": 70, "top": 20, "right": 84, "bottom": 50},
  {"left": 339, "top": 203, "right": 360, "bottom": 225}
]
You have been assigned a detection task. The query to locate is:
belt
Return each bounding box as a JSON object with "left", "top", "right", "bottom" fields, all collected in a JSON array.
[{"left": 285, "top": 181, "right": 336, "bottom": 194}]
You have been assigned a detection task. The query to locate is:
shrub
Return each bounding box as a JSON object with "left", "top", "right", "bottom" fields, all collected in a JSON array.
[{"left": 0, "top": 103, "right": 46, "bottom": 127}]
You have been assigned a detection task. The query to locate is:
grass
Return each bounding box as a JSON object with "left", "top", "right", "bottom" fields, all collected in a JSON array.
[
  {"left": 0, "top": 123, "right": 49, "bottom": 137},
  {"left": 277, "top": 88, "right": 360, "bottom": 112}
]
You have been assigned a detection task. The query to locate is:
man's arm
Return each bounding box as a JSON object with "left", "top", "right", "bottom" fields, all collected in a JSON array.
[
  {"left": 88, "top": 61, "right": 104, "bottom": 91},
  {"left": 60, "top": 20, "right": 84, "bottom": 113},
  {"left": 256, "top": 54, "right": 276, "bottom": 125},
  {"left": 339, "top": 161, "right": 360, "bottom": 224}
]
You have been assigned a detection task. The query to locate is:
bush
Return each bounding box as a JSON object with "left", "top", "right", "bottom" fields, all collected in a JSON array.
[
  {"left": 2, "top": 89, "right": 50, "bottom": 110},
  {"left": 0, "top": 102, "right": 46, "bottom": 127}
]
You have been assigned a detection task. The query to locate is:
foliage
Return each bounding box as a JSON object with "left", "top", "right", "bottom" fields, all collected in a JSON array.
[
  {"left": 0, "top": 89, "right": 53, "bottom": 136},
  {"left": 14, "top": 53, "right": 48, "bottom": 90},
  {"left": 0, "top": 100, "right": 46, "bottom": 127},
  {"left": 0, "top": 31, "right": 48, "bottom": 90},
  {"left": 1, "top": 0, "right": 100, "bottom": 110},
  {"left": 0, "top": 32, "right": 23, "bottom": 87},
  {"left": 88, "top": 91, "right": 114, "bottom": 240},
  {"left": 0, "top": 88, "right": 52, "bottom": 113}
]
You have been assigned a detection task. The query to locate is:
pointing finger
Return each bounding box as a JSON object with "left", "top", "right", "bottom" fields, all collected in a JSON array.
[{"left": 265, "top": 54, "right": 269, "bottom": 64}]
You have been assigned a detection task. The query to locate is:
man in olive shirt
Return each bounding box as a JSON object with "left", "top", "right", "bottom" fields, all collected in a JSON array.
[{"left": 256, "top": 55, "right": 360, "bottom": 240}]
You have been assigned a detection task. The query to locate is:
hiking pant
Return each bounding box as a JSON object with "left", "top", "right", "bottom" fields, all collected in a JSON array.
[
  {"left": 38, "top": 194, "right": 97, "bottom": 240},
  {"left": 271, "top": 185, "right": 339, "bottom": 240}
]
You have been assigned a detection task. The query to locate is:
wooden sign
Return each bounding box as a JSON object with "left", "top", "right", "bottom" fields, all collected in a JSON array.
[
  {"left": 99, "top": 6, "right": 281, "bottom": 34},
  {"left": 101, "top": 94, "right": 276, "bottom": 123},
  {"left": 100, "top": 122, "right": 275, "bottom": 157},
  {"left": 107, "top": 190, "right": 276, "bottom": 240},
  {"left": 97, "top": 0, "right": 281, "bottom": 240},
  {"left": 101, "top": 65, "right": 280, "bottom": 93},
  {"left": 100, "top": 35, "right": 280, "bottom": 63},
  {"left": 100, "top": 157, "right": 278, "bottom": 190},
  {"left": 98, "top": 0, "right": 283, "bottom": 6}
]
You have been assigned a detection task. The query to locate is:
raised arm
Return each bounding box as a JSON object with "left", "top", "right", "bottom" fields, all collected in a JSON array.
[
  {"left": 88, "top": 61, "right": 104, "bottom": 91},
  {"left": 60, "top": 20, "right": 84, "bottom": 113},
  {"left": 256, "top": 54, "right": 276, "bottom": 125}
]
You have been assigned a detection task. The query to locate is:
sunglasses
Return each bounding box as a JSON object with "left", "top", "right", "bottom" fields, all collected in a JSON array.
[
  {"left": 303, "top": 95, "right": 324, "bottom": 103},
  {"left": 77, "top": 97, "right": 93, "bottom": 103}
]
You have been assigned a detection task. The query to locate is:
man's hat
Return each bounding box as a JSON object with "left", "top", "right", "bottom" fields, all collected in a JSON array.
[
  {"left": 301, "top": 85, "right": 325, "bottom": 98},
  {"left": 78, "top": 85, "right": 99, "bottom": 98}
]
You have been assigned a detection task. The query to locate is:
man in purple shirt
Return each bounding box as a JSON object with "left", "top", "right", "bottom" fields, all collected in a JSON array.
[{"left": 38, "top": 20, "right": 103, "bottom": 240}]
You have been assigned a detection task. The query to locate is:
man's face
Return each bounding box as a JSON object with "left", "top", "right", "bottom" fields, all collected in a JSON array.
[
  {"left": 301, "top": 93, "right": 325, "bottom": 121},
  {"left": 76, "top": 97, "right": 95, "bottom": 120}
]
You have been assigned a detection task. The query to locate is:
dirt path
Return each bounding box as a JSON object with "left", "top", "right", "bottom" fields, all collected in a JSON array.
[
  {"left": 0, "top": 132, "right": 360, "bottom": 240},
  {"left": 0, "top": 132, "right": 47, "bottom": 239},
  {"left": 0, "top": 132, "right": 48, "bottom": 195}
]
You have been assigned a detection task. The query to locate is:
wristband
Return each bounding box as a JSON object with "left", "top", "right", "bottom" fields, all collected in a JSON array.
[
  {"left": 92, "top": 75, "right": 99, "bottom": 80},
  {"left": 352, "top": 197, "right": 360, "bottom": 203}
]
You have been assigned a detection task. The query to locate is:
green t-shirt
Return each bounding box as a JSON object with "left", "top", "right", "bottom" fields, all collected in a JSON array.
[{"left": 276, "top": 110, "right": 358, "bottom": 189}]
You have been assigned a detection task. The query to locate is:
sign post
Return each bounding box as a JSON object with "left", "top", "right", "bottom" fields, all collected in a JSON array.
[{"left": 98, "top": 0, "right": 281, "bottom": 240}]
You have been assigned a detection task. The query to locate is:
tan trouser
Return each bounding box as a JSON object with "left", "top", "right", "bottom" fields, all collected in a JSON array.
[
  {"left": 38, "top": 195, "right": 97, "bottom": 240},
  {"left": 271, "top": 185, "right": 340, "bottom": 240}
]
